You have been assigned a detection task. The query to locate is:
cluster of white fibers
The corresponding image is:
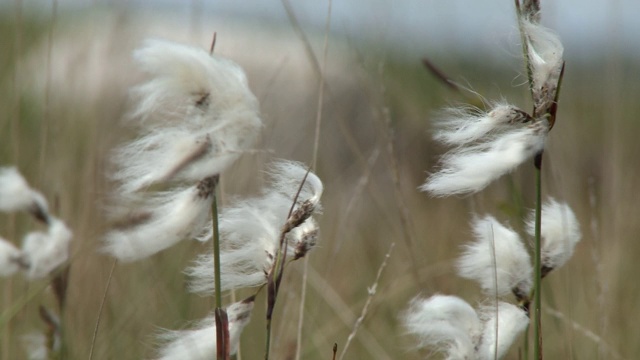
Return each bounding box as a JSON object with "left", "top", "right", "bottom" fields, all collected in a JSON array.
[
  {"left": 104, "top": 184, "right": 213, "bottom": 262},
  {"left": 526, "top": 197, "right": 581, "bottom": 272},
  {"left": 156, "top": 299, "right": 254, "bottom": 360},
  {"left": 21, "top": 218, "right": 73, "bottom": 279},
  {"left": 0, "top": 236, "right": 22, "bottom": 277},
  {"left": 423, "top": 121, "right": 547, "bottom": 196},
  {"left": 188, "top": 161, "right": 322, "bottom": 295},
  {"left": 0, "top": 167, "right": 49, "bottom": 219},
  {"left": 522, "top": 19, "right": 564, "bottom": 108},
  {"left": 433, "top": 104, "right": 530, "bottom": 146},
  {"left": 403, "top": 295, "right": 482, "bottom": 360},
  {"left": 477, "top": 302, "right": 529, "bottom": 359},
  {"left": 457, "top": 216, "right": 532, "bottom": 297},
  {"left": 112, "top": 39, "right": 262, "bottom": 194}
]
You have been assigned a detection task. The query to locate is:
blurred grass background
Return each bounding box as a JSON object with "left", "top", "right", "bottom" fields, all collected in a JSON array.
[{"left": 1, "top": 2, "right": 639, "bottom": 359}]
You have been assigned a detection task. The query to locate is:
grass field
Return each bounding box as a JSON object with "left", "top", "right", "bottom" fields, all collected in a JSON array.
[{"left": 1, "top": 4, "right": 639, "bottom": 359}]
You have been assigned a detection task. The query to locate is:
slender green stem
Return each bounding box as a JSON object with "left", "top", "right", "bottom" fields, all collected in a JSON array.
[
  {"left": 265, "top": 320, "right": 272, "bottom": 360},
  {"left": 533, "top": 152, "right": 543, "bottom": 360},
  {"left": 212, "top": 191, "right": 222, "bottom": 309}
]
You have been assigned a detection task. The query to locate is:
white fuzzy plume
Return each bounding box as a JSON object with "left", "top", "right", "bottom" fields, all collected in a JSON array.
[
  {"left": 156, "top": 299, "right": 254, "bottom": 360},
  {"left": 104, "top": 182, "right": 214, "bottom": 262},
  {"left": 0, "top": 167, "right": 49, "bottom": 219},
  {"left": 457, "top": 216, "right": 533, "bottom": 297},
  {"left": 0, "top": 236, "right": 22, "bottom": 277},
  {"left": 526, "top": 198, "right": 581, "bottom": 272},
  {"left": 21, "top": 218, "right": 72, "bottom": 279},
  {"left": 523, "top": 20, "right": 564, "bottom": 110},
  {"left": 433, "top": 104, "right": 531, "bottom": 146},
  {"left": 403, "top": 295, "right": 482, "bottom": 360},
  {"left": 113, "top": 39, "right": 262, "bottom": 193},
  {"left": 422, "top": 121, "right": 547, "bottom": 196},
  {"left": 188, "top": 161, "right": 322, "bottom": 295},
  {"left": 477, "top": 302, "right": 529, "bottom": 359}
]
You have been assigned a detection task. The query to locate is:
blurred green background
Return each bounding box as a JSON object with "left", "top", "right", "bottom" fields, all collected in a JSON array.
[{"left": 1, "top": 1, "right": 639, "bottom": 359}]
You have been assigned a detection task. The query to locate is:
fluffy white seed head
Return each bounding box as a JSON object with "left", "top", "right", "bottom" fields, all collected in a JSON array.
[
  {"left": 0, "top": 167, "right": 49, "bottom": 220},
  {"left": 22, "top": 332, "right": 54, "bottom": 360},
  {"left": 0, "top": 236, "right": 22, "bottom": 277},
  {"left": 477, "top": 302, "right": 529, "bottom": 359},
  {"left": 104, "top": 183, "right": 214, "bottom": 262},
  {"left": 268, "top": 160, "right": 324, "bottom": 208},
  {"left": 403, "top": 295, "right": 482, "bottom": 360},
  {"left": 523, "top": 20, "right": 564, "bottom": 110},
  {"left": 113, "top": 39, "right": 262, "bottom": 193},
  {"left": 422, "top": 122, "right": 547, "bottom": 196},
  {"left": 288, "top": 218, "right": 319, "bottom": 260},
  {"left": 526, "top": 198, "right": 581, "bottom": 272},
  {"left": 433, "top": 104, "right": 530, "bottom": 146},
  {"left": 21, "top": 218, "right": 72, "bottom": 279},
  {"left": 156, "top": 298, "right": 254, "bottom": 360},
  {"left": 457, "top": 216, "right": 533, "bottom": 297}
]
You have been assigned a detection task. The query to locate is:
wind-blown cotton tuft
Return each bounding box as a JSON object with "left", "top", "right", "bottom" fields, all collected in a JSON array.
[
  {"left": 188, "top": 161, "right": 322, "bottom": 295},
  {"left": 21, "top": 218, "right": 72, "bottom": 279},
  {"left": 0, "top": 236, "right": 22, "bottom": 277},
  {"left": 104, "top": 183, "right": 214, "bottom": 262},
  {"left": 112, "top": 39, "right": 262, "bottom": 194},
  {"left": 433, "top": 104, "right": 531, "bottom": 146},
  {"left": 156, "top": 299, "right": 254, "bottom": 360},
  {"left": 526, "top": 198, "right": 581, "bottom": 273},
  {"left": 422, "top": 121, "right": 547, "bottom": 196},
  {"left": 523, "top": 20, "right": 564, "bottom": 111},
  {"left": 477, "top": 302, "right": 529, "bottom": 359},
  {"left": 457, "top": 216, "right": 533, "bottom": 297},
  {"left": 403, "top": 295, "right": 482, "bottom": 360},
  {"left": 0, "top": 167, "right": 49, "bottom": 220}
]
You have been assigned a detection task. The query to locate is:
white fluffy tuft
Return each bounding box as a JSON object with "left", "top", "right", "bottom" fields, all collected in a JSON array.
[
  {"left": 112, "top": 39, "right": 262, "bottom": 193},
  {"left": 523, "top": 20, "right": 564, "bottom": 109},
  {"left": 268, "top": 160, "right": 324, "bottom": 208},
  {"left": 104, "top": 185, "right": 212, "bottom": 262},
  {"left": 0, "top": 167, "right": 49, "bottom": 217},
  {"left": 526, "top": 197, "right": 581, "bottom": 271},
  {"left": 477, "top": 302, "right": 529, "bottom": 359},
  {"left": 156, "top": 299, "right": 254, "bottom": 360},
  {"left": 422, "top": 122, "right": 547, "bottom": 196},
  {"left": 21, "top": 218, "right": 72, "bottom": 279},
  {"left": 0, "top": 236, "right": 22, "bottom": 277},
  {"left": 457, "top": 216, "right": 533, "bottom": 297},
  {"left": 433, "top": 104, "right": 530, "bottom": 146},
  {"left": 403, "top": 295, "right": 482, "bottom": 360}
]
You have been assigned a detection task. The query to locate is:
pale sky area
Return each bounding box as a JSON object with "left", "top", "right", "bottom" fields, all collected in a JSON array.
[{"left": 4, "top": 0, "right": 639, "bottom": 59}]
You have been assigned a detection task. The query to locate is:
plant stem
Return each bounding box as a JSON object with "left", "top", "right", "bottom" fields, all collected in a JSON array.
[
  {"left": 533, "top": 151, "right": 543, "bottom": 360},
  {"left": 212, "top": 191, "right": 222, "bottom": 309}
]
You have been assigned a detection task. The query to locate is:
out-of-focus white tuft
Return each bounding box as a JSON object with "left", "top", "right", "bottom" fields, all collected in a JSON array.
[
  {"left": 21, "top": 218, "right": 72, "bottom": 279},
  {"left": 457, "top": 216, "right": 532, "bottom": 297},
  {"left": 0, "top": 236, "right": 22, "bottom": 277},
  {"left": 422, "top": 121, "right": 547, "bottom": 196},
  {"left": 156, "top": 299, "right": 254, "bottom": 360},
  {"left": 22, "top": 332, "right": 52, "bottom": 360},
  {"left": 523, "top": 20, "right": 564, "bottom": 110},
  {"left": 112, "top": 39, "right": 262, "bottom": 193},
  {"left": 104, "top": 184, "right": 213, "bottom": 262},
  {"left": 0, "top": 167, "right": 49, "bottom": 219},
  {"left": 433, "top": 104, "right": 530, "bottom": 146},
  {"left": 403, "top": 294, "right": 482, "bottom": 360},
  {"left": 188, "top": 161, "right": 322, "bottom": 295},
  {"left": 526, "top": 197, "right": 581, "bottom": 272},
  {"left": 477, "top": 302, "right": 529, "bottom": 359},
  {"left": 288, "top": 217, "right": 319, "bottom": 260}
]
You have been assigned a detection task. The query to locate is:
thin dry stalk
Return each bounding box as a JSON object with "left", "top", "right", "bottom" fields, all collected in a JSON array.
[
  {"left": 338, "top": 243, "right": 394, "bottom": 360},
  {"left": 88, "top": 259, "right": 117, "bottom": 360},
  {"left": 39, "top": 0, "right": 58, "bottom": 180}
]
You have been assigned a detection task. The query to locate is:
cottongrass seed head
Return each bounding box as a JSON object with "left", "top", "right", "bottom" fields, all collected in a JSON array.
[
  {"left": 187, "top": 160, "right": 323, "bottom": 295},
  {"left": 21, "top": 217, "right": 73, "bottom": 279},
  {"left": 526, "top": 197, "right": 581, "bottom": 275},
  {"left": 0, "top": 166, "right": 49, "bottom": 222},
  {"left": 422, "top": 110, "right": 548, "bottom": 197},
  {"left": 156, "top": 298, "right": 254, "bottom": 360},
  {"left": 403, "top": 295, "right": 529, "bottom": 360},
  {"left": 113, "top": 38, "right": 262, "bottom": 194},
  {"left": 0, "top": 236, "right": 22, "bottom": 277},
  {"left": 457, "top": 216, "right": 533, "bottom": 298}
]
